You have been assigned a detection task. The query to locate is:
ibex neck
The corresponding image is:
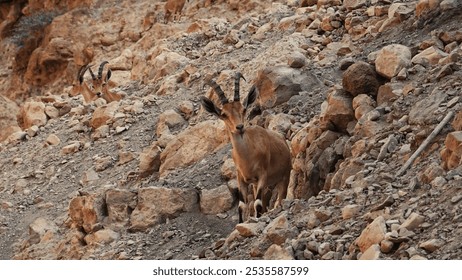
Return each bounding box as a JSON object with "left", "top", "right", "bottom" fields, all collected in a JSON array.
[{"left": 229, "top": 131, "right": 249, "bottom": 155}]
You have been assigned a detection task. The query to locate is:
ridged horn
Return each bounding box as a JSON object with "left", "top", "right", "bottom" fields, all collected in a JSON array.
[
  {"left": 234, "top": 72, "right": 246, "bottom": 102},
  {"left": 78, "top": 65, "right": 92, "bottom": 84},
  {"left": 98, "top": 61, "right": 109, "bottom": 80},
  {"left": 87, "top": 65, "right": 96, "bottom": 80},
  {"left": 207, "top": 79, "right": 228, "bottom": 104}
]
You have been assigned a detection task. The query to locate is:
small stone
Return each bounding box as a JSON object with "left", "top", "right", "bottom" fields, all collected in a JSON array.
[
  {"left": 359, "top": 244, "right": 381, "bottom": 260},
  {"left": 399, "top": 213, "right": 425, "bottom": 231},
  {"left": 46, "top": 134, "right": 60, "bottom": 146},
  {"left": 419, "top": 239, "right": 445, "bottom": 252}
]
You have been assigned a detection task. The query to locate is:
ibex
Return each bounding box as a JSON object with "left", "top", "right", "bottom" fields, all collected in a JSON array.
[
  {"left": 164, "top": 0, "right": 188, "bottom": 23},
  {"left": 76, "top": 61, "right": 123, "bottom": 104},
  {"left": 201, "top": 73, "right": 292, "bottom": 223}
]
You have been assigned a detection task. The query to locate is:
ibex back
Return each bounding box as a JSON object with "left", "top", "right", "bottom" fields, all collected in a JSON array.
[{"left": 201, "top": 73, "right": 291, "bottom": 223}]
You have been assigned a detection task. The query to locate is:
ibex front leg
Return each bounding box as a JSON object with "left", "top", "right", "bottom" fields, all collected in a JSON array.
[
  {"left": 253, "top": 176, "right": 268, "bottom": 219},
  {"left": 237, "top": 173, "right": 251, "bottom": 223}
]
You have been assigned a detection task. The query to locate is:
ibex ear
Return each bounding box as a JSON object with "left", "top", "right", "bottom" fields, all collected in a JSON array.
[
  {"left": 243, "top": 85, "right": 257, "bottom": 108},
  {"left": 105, "top": 69, "right": 112, "bottom": 82},
  {"left": 201, "top": 97, "right": 222, "bottom": 116}
]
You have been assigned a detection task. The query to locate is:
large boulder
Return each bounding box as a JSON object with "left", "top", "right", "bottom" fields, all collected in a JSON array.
[
  {"left": 129, "top": 187, "right": 199, "bottom": 231},
  {"left": 342, "top": 61, "right": 380, "bottom": 97},
  {"left": 160, "top": 120, "right": 228, "bottom": 176},
  {"left": 375, "top": 44, "right": 412, "bottom": 79}
]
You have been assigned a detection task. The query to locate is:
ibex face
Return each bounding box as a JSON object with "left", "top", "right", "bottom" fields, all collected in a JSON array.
[
  {"left": 77, "top": 61, "right": 121, "bottom": 103},
  {"left": 201, "top": 73, "right": 256, "bottom": 135}
]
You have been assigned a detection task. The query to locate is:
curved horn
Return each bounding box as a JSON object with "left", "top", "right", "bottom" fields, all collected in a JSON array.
[
  {"left": 234, "top": 72, "right": 246, "bottom": 101},
  {"left": 87, "top": 65, "right": 96, "bottom": 80},
  {"left": 207, "top": 79, "right": 228, "bottom": 104},
  {"left": 98, "top": 61, "right": 109, "bottom": 80},
  {"left": 78, "top": 65, "right": 91, "bottom": 84}
]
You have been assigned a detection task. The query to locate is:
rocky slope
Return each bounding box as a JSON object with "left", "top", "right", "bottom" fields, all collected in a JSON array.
[{"left": 0, "top": 0, "right": 461, "bottom": 260}]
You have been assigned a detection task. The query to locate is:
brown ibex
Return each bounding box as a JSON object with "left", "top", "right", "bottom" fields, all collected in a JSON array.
[
  {"left": 201, "top": 73, "right": 292, "bottom": 223},
  {"left": 76, "top": 61, "right": 123, "bottom": 104},
  {"left": 164, "top": 0, "right": 188, "bottom": 23}
]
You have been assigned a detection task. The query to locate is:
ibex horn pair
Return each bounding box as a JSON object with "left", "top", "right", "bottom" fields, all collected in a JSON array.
[
  {"left": 206, "top": 72, "right": 246, "bottom": 104},
  {"left": 78, "top": 61, "right": 110, "bottom": 84}
]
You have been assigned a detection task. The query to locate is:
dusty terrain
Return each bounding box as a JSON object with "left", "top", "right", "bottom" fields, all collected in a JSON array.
[{"left": 0, "top": 0, "right": 461, "bottom": 260}]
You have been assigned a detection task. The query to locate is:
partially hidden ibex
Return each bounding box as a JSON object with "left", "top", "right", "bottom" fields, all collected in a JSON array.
[
  {"left": 201, "top": 73, "right": 292, "bottom": 223},
  {"left": 76, "top": 61, "right": 123, "bottom": 104},
  {"left": 164, "top": 0, "right": 188, "bottom": 23}
]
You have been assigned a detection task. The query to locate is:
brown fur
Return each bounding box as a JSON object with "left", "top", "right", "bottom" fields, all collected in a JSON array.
[
  {"left": 164, "top": 0, "right": 188, "bottom": 23},
  {"left": 74, "top": 62, "right": 123, "bottom": 104},
  {"left": 201, "top": 73, "right": 291, "bottom": 222}
]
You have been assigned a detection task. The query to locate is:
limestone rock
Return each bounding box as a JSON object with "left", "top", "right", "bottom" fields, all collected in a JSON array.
[
  {"left": 200, "top": 185, "right": 234, "bottom": 215},
  {"left": 19, "top": 101, "right": 47, "bottom": 129},
  {"left": 359, "top": 244, "right": 381, "bottom": 260},
  {"left": 160, "top": 120, "right": 228, "bottom": 176},
  {"left": 90, "top": 102, "right": 119, "bottom": 129},
  {"left": 28, "top": 217, "right": 58, "bottom": 245},
  {"left": 84, "top": 229, "right": 120, "bottom": 246},
  {"left": 320, "top": 87, "right": 354, "bottom": 133},
  {"left": 411, "top": 46, "right": 448, "bottom": 66},
  {"left": 68, "top": 195, "right": 106, "bottom": 234},
  {"left": 375, "top": 44, "right": 412, "bottom": 79},
  {"left": 0, "top": 96, "right": 20, "bottom": 142},
  {"left": 139, "top": 142, "right": 161, "bottom": 178},
  {"left": 105, "top": 189, "right": 137, "bottom": 225},
  {"left": 235, "top": 222, "right": 265, "bottom": 237},
  {"left": 356, "top": 215, "right": 387, "bottom": 252},
  {"left": 263, "top": 244, "right": 294, "bottom": 260},
  {"left": 399, "top": 213, "right": 425, "bottom": 231},
  {"left": 129, "top": 187, "right": 199, "bottom": 231}
]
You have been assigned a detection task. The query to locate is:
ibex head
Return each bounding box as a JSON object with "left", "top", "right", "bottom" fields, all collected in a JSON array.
[
  {"left": 201, "top": 72, "right": 257, "bottom": 135},
  {"left": 78, "top": 61, "right": 112, "bottom": 98}
]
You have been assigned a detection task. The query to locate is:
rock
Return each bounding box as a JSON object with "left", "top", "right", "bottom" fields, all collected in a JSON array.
[
  {"left": 178, "top": 100, "right": 195, "bottom": 120},
  {"left": 409, "top": 90, "right": 446, "bottom": 125},
  {"left": 416, "top": 0, "right": 442, "bottom": 18},
  {"left": 263, "top": 244, "right": 294, "bottom": 260},
  {"left": 160, "top": 120, "right": 228, "bottom": 176},
  {"left": 399, "top": 213, "right": 425, "bottom": 231},
  {"left": 342, "top": 204, "right": 362, "bottom": 219},
  {"left": 44, "top": 105, "right": 59, "bottom": 119},
  {"left": 254, "top": 66, "right": 317, "bottom": 108},
  {"left": 377, "top": 82, "right": 403, "bottom": 107},
  {"left": 342, "top": 61, "right": 380, "bottom": 97},
  {"left": 352, "top": 94, "right": 376, "bottom": 120},
  {"left": 84, "top": 229, "right": 120, "bottom": 246},
  {"left": 359, "top": 244, "right": 381, "bottom": 260},
  {"left": 19, "top": 101, "right": 47, "bottom": 129},
  {"left": 46, "top": 134, "right": 60, "bottom": 145},
  {"left": 221, "top": 158, "right": 235, "bottom": 180},
  {"left": 419, "top": 239, "right": 445, "bottom": 252},
  {"left": 28, "top": 217, "right": 57, "bottom": 245},
  {"left": 287, "top": 51, "right": 306, "bottom": 68},
  {"left": 267, "top": 113, "right": 292, "bottom": 135},
  {"left": 264, "top": 212, "right": 295, "bottom": 245},
  {"left": 81, "top": 168, "right": 99, "bottom": 186},
  {"left": 320, "top": 87, "right": 355, "bottom": 133},
  {"left": 26, "top": 125, "right": 39, "bottom": 137},
  {"left": 105, "top": 189, "right": 137, "bottom": 224},
  {"left": 411, "top": 46, "right": 447, "bottom": 66},
  {"left": 200, "top": 184, "right": 234, "bottom": 215},
  {"left": 69, "top": 195, "right": 106, "bottom": 234},
  {"left": 235, "top": 222, "right": 265, "bottom": 237},
  {"left": 90, "top": 102, "right": 119, "bottom": 129},
  {"left": 61, "top": 142, "right": 81, "bottom": 155},
  {"left": 129, "top": 187, "right": 199, "bottom": 231},
  {"left": 138, "top": 142, "right": 161, "bottom": 178},
  {"left": 156, "top": 109, "right": 186, "bottom": 137},
  {"left": 356, "top": 215, "right": 387, "bottom": 252},
  {"left": 343, "top": 0, "right": 368, "bottom": 10},
  {"left": 375, "top": 44, "right": 412, "bottom": 79},
  {"left": 0, "top": 95, "right": 20, "bottom": 142}
]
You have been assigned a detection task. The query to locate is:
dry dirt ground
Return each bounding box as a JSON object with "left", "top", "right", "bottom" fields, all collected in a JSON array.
[{"left": 1, "top": 1, "right": 462, "bottom": 260}]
